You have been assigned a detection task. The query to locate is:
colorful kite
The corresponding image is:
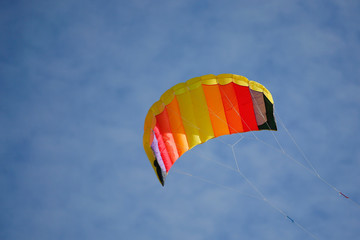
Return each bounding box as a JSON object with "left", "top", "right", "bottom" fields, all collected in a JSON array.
[{"left": 143, "top": 74, "right": 277, "bottom": 185}]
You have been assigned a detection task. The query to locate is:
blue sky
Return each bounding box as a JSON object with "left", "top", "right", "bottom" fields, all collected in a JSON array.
[{"left": 1, "top": 0, "right": 360, "bottom": 239}]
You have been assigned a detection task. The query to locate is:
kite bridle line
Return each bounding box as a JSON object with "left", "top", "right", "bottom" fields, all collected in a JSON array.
[{"left": 153, "top": 79, "right": 358, "bottom": 239}]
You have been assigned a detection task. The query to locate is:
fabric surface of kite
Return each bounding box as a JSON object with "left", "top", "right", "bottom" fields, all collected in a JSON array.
[{"left": 143, "top": 74, "right": 277, "bottom": 186}]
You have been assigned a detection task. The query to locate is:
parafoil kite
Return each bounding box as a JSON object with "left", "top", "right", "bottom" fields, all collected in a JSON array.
[{"left": 143, "top": 74, "right": 277, "bottom": 186}]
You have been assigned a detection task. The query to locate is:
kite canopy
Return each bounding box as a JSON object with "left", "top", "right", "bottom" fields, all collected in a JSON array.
[{"left": 143, "top": 74, "right": 277, "bottom": 185}]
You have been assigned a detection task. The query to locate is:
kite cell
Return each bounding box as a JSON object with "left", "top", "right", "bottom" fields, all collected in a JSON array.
[{"left": 143, "top": 74, "right": 277, "bottom": 185}]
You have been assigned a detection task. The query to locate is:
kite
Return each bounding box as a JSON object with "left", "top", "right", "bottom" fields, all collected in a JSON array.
[{"left": 143, "top": 74, "right": 277, "bottom": 185}]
